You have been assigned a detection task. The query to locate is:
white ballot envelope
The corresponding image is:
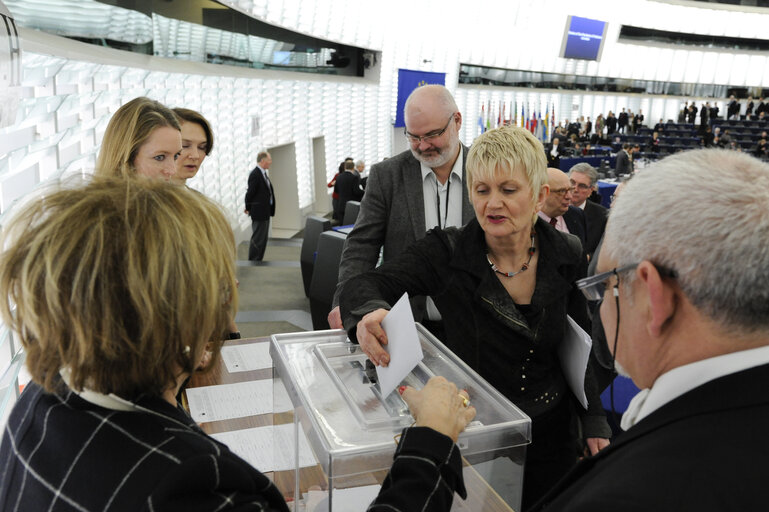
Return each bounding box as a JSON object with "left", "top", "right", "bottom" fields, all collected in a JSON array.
[
  {"left": 376, "top": 293, "right": 424, "bottom": 397},
  {"left": 558, "top": 315, "right": 593, "bottom": 409}
]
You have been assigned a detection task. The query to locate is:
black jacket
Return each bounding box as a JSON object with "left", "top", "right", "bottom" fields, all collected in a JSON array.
[
  {"left": 341, "top": 218, "right": 605, "bottom": 427},
  {"left": 333, "top": 170, "right": 364, "bottom": 221},
  {"left": 244, "top": 166, "right": 275, "bottom": 221},
  {"left": 530, "top": 363, "right": 769, "bottom": 512}
]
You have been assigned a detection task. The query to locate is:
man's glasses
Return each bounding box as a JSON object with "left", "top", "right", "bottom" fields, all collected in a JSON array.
[
  {"left": 576, "top": 263, "right": 677, "bottom": 301},
  {"left": 551, "top": 187, "right": 576, "bottom": 197},
  {"left": 569, "top": 180, "right": 592, "bottom": 191},
  {"left": 404, "top": 115, "right": 455, "bottom": 144}
]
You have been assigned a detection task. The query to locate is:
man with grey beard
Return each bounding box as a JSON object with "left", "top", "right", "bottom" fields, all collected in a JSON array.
[{"left": 328, "top": 85, "right": 474, "bottom": 332}]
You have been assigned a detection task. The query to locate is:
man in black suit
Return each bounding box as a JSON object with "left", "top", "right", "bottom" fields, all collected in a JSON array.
[
  {"left": 244, "top": 151, "right": 275, "bottom": 261},
  {"left": 617, "top": 108, "right": 628, "bottom": 134},
  {"left": 539, "top": 168, "right": 586, "bottom": 250},
  {"left": 546, "top": 137, "right": 563, "bottom": 168},
  {"left": 531, "top": 148, "right": 769, "bottom": 512},
  {"left": 568, "top": 163, "right": 608, "bottom": 260},
  {"left": 727, "top": 94, "right": 740, "bottom": 120}
]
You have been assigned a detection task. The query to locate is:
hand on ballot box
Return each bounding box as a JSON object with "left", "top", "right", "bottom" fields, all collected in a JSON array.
[{"left": 399, "top": 376, "right": 476, "bottom": 442}]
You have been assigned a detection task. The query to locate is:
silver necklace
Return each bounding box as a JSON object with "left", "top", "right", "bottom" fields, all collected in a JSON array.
[{"left": 487, "top": 231, "right": 536, "bottom": 278}]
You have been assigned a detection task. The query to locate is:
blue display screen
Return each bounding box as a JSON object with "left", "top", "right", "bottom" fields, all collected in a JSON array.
[{"left": 562, "top": 16, "right": 607, "bottom": 60}]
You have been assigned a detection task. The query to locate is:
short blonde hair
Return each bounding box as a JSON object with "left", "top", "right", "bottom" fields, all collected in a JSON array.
[
  {"left": 466, "top": 125, "right": 548, "bottom": 204},
  {"left": 96, "top": 97, "right": 181, "bottom": 178},
  {"left": 0, "top": 176, "right": 237, "bottom": 399}
]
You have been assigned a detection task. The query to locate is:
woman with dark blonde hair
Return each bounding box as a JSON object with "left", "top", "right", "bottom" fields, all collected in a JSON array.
[
  {"left": 96, "top": 96, "right": 181, "bottom": 180},
  {"left": 0, "top": 177, "right": 475, "bottom": 511}
]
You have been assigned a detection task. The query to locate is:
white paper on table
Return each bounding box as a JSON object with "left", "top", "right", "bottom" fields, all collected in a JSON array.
[
  {"left": 377, "top": 292, "right": 424, "bottom": 398},
  {"left": 221, "top": 343, "right": 272, "bottom": 373},
  {"left": 187, "top": 380, "right": 273, "bottom": 422},
  {"left": 305, "top": 484, "right": 382, "bottom": 512},
  {"left": 558, "top": 315, "right": 593, "bottom": 409},
  {"left": 211, "top": 423, "right": 316, "bottom": 472}
]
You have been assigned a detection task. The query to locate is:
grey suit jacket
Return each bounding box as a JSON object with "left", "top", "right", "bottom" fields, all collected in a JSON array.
[
  {"left": 332, "top": 146, "right": 474, "bottom": 319},
  {"left": 615, "top": 150, "right": 633, "bottom": 174}
]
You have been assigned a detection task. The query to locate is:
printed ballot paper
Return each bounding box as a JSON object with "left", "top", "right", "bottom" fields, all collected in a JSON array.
[
  {"left": 376, "top": 293, "right": 424, "bottom": 397},
  {"left": 558, "top": 315, "right": 593, "bottom": 409},
  {"left": 221, "top": 343, "right": 272, "bottom": 373}
]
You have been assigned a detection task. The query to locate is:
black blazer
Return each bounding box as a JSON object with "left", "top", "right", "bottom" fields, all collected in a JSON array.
[
  {"left": 562, "top": 205, "right": 587, "bottom": 251},
  {"left": 244, "top": 166, "right": 275, "bottom": 221},
  {"left": 582, "top": 200, "right": 608, "bottom": 259},
  {"left": 530, "top": 363, "right": 769, "bottom": 511},
  {"left": 333, "top": 171, "right": 364, "bottom": 221}
]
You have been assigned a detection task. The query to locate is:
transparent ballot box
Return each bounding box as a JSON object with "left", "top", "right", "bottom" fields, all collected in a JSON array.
[{"left": 270, "top": 325, "right": 532, "bottom": 512}]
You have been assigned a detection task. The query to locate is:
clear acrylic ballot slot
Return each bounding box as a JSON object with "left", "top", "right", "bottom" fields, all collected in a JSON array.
[
  {"left": 270, "top": 325, "right": 532, "bottom": 511},
  {"left": 314, "top": 342, "right": 435, "bottom": 430}
]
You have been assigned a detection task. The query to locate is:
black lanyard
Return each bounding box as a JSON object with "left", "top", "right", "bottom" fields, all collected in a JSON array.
[{"left": 435, "top": 176, "right": 451, "bottom": 229}]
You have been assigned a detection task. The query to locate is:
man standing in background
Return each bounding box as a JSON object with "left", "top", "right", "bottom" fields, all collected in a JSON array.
[
  {"left": 244, "top": 151, "right": 275, "bottom": 261},
  {"left": 327, "top": 84, "right": 473, "bottom": 333}
]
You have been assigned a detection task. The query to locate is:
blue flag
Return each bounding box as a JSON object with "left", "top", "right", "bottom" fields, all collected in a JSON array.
[{"left": 394, "top": 69, "right": 446, "bottom": 127}]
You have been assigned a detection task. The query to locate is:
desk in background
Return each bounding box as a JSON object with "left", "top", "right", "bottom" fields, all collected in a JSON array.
[
  {"left": 597, "top": 180, "right": 618, "bottom": 208},
  {"left": 559, "top": 156, "right": 616, "bottom": 173}
]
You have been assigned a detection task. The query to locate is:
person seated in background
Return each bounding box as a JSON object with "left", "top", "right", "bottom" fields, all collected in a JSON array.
[
  {"left": 720, "top": 129, "right": 733, "bottom": 146},
  {"left": 340, "top": 125, "right": 610, "bottom": 510},
  {"left": 754, "top": 139, "right": 768, "bottom": 159},
  {"left": 332, "top": 159, "right": 364, "bottom": 223},
  {"left": 95, "top": 96, "right": 181, "bottom": 180},
  {"left": 653, "top": 119, "right": 665, "bottom": 133},
  {"left": 700, "top": 126, "right": 714, "bottom": 148},
  {"left": 649, "top": 131, "right": 661, "bottom": 153},
  {"left": 530, "top": 149, "right": 769, "bottom": 512},
  {"left": 0, "top": 176, "right": 476, "bottom": 512},
  {"left": 172, "top": 107, "right": 214, "bottom": 184}
]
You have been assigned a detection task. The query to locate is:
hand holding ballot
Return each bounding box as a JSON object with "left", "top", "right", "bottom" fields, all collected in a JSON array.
[
  {"left": 357, "top": 308, "right": 391, "bottom": 366},
  {"left": 400, "top": 376, "right": 476, "bottom": 442}
]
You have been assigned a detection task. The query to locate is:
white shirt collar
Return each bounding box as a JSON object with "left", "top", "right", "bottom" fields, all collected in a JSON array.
[
  {"left": 621, "top": 345, "right": 769, "bottom": 430},
  {"left": 419, "top": 146, "right": 464, "bottom": 184},
  {"left": 60, "top": 368, "right": 137, "bottom": 411}
]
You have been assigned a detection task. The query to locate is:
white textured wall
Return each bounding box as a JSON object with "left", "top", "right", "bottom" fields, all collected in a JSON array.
[{"left": 4, "top": 0, "right": 769, "bottom": 232}]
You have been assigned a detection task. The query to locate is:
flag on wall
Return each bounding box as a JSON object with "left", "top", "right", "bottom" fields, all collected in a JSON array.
[
  {"left": 479, "top": 104, "right": 485, "bottom": 133},
  {"left": 551, "top": 104, "right": 556, "bottom": 134},
  {"left": 394, "top": 69, "right": 446, "bottom": 127}
]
